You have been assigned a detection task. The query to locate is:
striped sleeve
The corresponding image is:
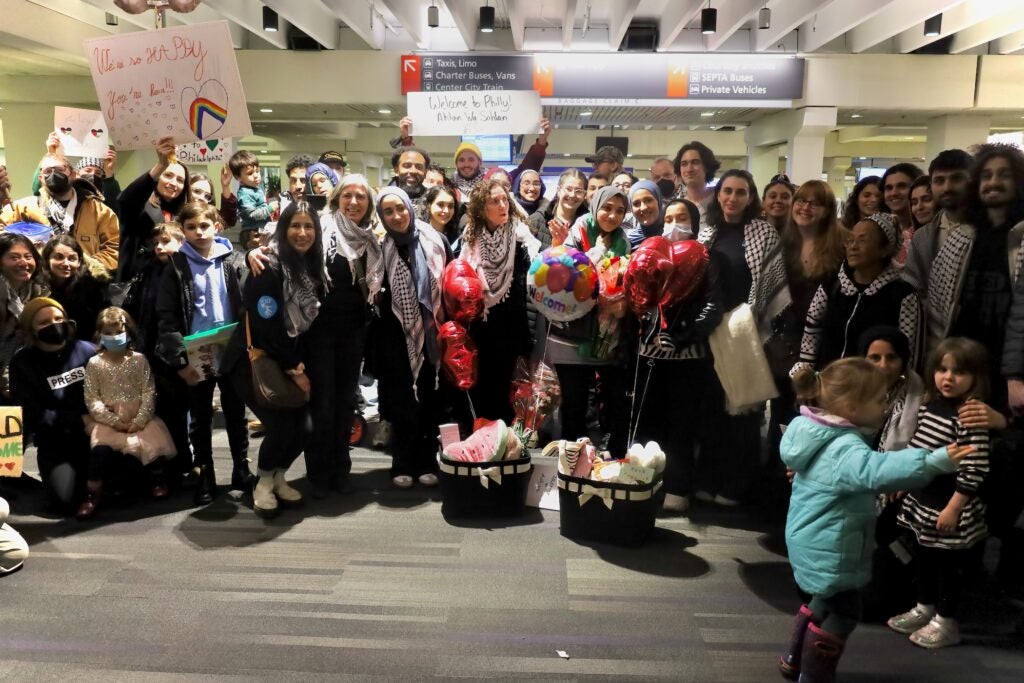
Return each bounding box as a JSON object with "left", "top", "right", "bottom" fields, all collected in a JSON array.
[
  {"left": 797, "top": 284, "right": 828, "bottom": 366},
  {"left": 953, "top": 425, "right": 989, "bottom": 496}
]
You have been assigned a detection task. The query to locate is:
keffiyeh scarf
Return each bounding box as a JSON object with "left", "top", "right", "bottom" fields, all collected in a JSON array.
[{"left": 323, "top": 211, "right": 384, "bottom": 303}]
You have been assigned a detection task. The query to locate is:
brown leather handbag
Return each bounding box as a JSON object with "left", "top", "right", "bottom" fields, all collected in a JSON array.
[{"left": 245, "top": 313, "right": 308, "bottom": 409}]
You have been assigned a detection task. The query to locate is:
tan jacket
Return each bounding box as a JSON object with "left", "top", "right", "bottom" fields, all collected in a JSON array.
[{"left": 0, "top": 182, "right": 120, "bottom": 271}]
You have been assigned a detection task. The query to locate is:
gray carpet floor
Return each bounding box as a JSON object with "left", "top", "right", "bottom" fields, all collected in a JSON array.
[{"left": 3, "top": 430, "right": 1023, "bottom": 682}]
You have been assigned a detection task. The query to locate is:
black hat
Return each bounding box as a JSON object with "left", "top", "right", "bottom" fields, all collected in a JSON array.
[
  {"left": 585, "top": 145, "right": 625, "bottom": 165},
  {"left": 318, "top": 151, "right": 347, "bottom": 168}
]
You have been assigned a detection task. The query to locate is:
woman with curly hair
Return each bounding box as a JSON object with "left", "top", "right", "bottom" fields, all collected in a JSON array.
[
  {"left": 460, "top": 179, "right": 540, "bottom": 422},
  {"left": 842, "top": 175, "right": 882, "bottom": 230}
]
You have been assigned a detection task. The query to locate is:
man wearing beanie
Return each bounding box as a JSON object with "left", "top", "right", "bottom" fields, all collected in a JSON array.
[{"left": 73, "top": 153, "right": 121, "bottom": 209}]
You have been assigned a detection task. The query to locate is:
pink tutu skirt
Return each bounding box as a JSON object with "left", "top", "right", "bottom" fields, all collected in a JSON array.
[{"left": 85, "top": 415, "right": 176, "bottom": 466}]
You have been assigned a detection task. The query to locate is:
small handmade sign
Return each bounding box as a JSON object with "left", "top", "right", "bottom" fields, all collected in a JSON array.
[
  {"left": 175, "top": 138, "right": 233, "bottom": 164},
  {"left": 54, "top": 107, "right": 109, "bottom": 157},
  {"left": 0, "top": 407, "right": 24, "bottom": 478},
  {"left": 83, "top": 20, "right": 252, "bottom": 150}
]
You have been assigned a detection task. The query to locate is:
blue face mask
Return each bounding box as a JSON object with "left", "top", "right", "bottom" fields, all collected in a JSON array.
[{"left": 100, "top": 331, "right": 129, "bottom": 351}]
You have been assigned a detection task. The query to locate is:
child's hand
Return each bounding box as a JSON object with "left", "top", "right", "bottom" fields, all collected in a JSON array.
[
  {"left": 936, "top": 505, "right": 962, "bottom": 533},
  {"left": 126, "top": 423, "right": 142, "bottom": 434},
  {"left": 888, "top": 490, "right": 907, "bottom": 503},
  {"left": 785, "top": 468, "right": 795, "bottom": 484},
  {"left": 177, "top": 365, "right": 202, "bottom": 386},
  {"left": 220, "top": 164, "right": 233, "bottom": 196},
  {"left": 945, "top": 443, "right": 975, "bottom": 464}
]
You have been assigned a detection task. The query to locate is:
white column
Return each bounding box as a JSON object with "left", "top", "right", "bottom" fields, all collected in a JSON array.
[
  {"left": 926, "top": 114, "right": 991, "bottom": 165},
  {"left": 785, "top": 108, "right": 838, "bottom": 185},
  {"left": 825, "top": 157, "right": 852, "bottom": 202},
  {"left": 748, "top": 145, "right": 782, "bottom": 189}
]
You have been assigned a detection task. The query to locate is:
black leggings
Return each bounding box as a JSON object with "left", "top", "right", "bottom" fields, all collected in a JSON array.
[
  {"left": 555, "top": 363, "right": 628, "bottom": 458},
  {"left": 916, "top": 544, "right": 969, "bottom": 619},
  {"left": 231, "top": 365, "right": 311, "bottom": 473},
  {"left": 188, "top": 373, "right": 249, "bottom": 467}
]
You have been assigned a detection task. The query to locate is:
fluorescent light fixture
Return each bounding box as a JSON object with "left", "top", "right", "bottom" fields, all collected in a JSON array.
[
  {"left": 758, "top": 7, "right": 771, "bottom": 30},
  {"left": 700, "top": 111, "right": 715, "bottom": 117},
  {"left": 378, "top": 108, "right": 392, "bottom": 114},
  {"left": 260, "top": 150, "right": 268, "bottom": 153},
  {"left": 701, "top": 7, "right": 717, "bottom": 35},
  {"left": 627, "top": 154, "right": 634, "bottom": 158},
  {"left": 263, "top": 6, "right": 278, "bottom": 32},
  {"left": 259, "top": 108, "right": 273, "bottom": 113},
  {"left": 924, "top": 14, "right": 942, "bottom": 37},
  {"left": 479, "top": 4, "right": 495, "bottom": 33},
  {"left": 580, "top": 110, "right": 593, "bottom": 116},
  {"left": 563, "top": 153, "right": 570, "bottom": 157},
  {"left": 850, "top": 113, "right": 863, "bottom": 119}
]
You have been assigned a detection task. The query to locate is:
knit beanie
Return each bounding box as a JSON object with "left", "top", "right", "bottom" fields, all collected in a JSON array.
[
  {"left": 454, "top": 142, "right": 482, "bottom": 165},
  {"left": 74, "top": 157, "right": 104, "bottom": 172},
  {"left": 19, "top": 297, "right": 66, "bottom": 333}
]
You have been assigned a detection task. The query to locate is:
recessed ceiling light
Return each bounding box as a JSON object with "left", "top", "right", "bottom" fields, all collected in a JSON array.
[
  {"left": 563, "top": 153, "right": 571, "bottom": 157},
  {"left": 700, "top": 111, "right": 715, "bottom": 117},
  {"left": 627, "top": 153, "right": 634, "bottom": 158},
  {"left": 850, "top": 113, "right": 863, "bottom": 119},
  {"left": 378, "top": 108, "right": 392, "bottom": 114},
  {"left": 259, "top": 108, "right": 273, "bottom": 113},
  {"left": 260, "top": 150, "right": 268, "bottom": 153},
  {"left": 580, "top": 111, "right": 593, "bottom": 116}
]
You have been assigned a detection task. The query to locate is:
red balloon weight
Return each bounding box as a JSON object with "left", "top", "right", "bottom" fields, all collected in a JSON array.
[
  {"left": 437, "top": 321, "right": 478, "bottom": 391},
  {"left": 624, "top": 236, "right": 672, "bottom": 316},
  {"left": 442, "top": 260, "right": 485, "bottom": 326},
  {"left": 660, "top": 240, "right": 709, "bottom": 309}
]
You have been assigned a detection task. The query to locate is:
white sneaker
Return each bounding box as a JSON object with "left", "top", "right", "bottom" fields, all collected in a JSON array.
[
  {"left": 272, "top": 471, "right": 303, "bottom": 505},
  {"left": 253, "top": 476, "right": 278, "bottom": 516},
  {"left": 392, "top": 475, "right": 414, "bottom": 489},
  {"left": 910, "top": 617, "right": 961, "bottom": 649},
  {"left": 663, "top": 493, "right": 691, "bottom": 513},
  {"left": 694, "top": 490, "right": 714, "bottom": 502},
  {"left": 888, "top": 605, "right": 936, "bottom": 634},
  {"left": 418, "top": 473, "right": 439, "bottom": 487}
]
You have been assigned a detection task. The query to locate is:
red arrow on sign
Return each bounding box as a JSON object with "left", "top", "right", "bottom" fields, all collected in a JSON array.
[{"left": 401, "top": 54, "right": 421, "bottom": 94}]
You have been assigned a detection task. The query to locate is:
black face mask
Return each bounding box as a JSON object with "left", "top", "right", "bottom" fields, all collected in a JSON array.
[
  {"left": 44, "top": 171, "right": 72, "bottom": 195},
  {"left": 78, "top": 172, "right": 101, "bottom": 188},
  {"left": 656, "top": 179, "right": 677, "bottom": 199},
  {"left": 36, "top": 321, "right": 70, "bottom": 346}
]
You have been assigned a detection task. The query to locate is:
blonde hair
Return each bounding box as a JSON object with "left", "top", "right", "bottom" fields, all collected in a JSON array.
[
  {"left": 792, "top": 358, "right": 887, "bottom": 416},
  {"left": 93, "top": 306, "right": 139, "bottom": 349}
]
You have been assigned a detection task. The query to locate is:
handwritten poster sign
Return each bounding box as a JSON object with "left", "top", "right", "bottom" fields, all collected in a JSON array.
[
  {"left": 0, "top": 407, "right": 24, "bottom": 478},
  {"left": 54, "top": 107, "right": 109, "bottom": 157},
  {"left": 406, "top": 90, "right": 542, "bottom": 136},
  {"left": 84, "top": 20, "right": 252, "bottom": 150},
  {"left": 176, "top": 138, "right": 233, "bottom": 164}
]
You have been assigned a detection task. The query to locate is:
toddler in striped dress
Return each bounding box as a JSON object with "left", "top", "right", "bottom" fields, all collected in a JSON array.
[{"left": 890, "top": 337, "right": 990, "bottom": 649}]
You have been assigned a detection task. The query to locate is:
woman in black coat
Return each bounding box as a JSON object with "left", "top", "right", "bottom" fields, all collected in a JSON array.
[{"left": 41, "top": 234, "right": 110, "bottom": 342}]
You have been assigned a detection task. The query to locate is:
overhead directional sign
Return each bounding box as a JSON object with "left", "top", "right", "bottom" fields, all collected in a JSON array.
[{"left": 401, "top": 54, "right": 536, "bottom": 94}]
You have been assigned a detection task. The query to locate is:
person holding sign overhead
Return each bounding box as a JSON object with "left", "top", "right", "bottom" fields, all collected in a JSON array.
[{"left": 116, "top": 137, "right": 191, "bottom": 281}]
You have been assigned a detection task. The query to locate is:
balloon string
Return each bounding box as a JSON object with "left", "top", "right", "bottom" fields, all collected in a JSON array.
[
  {"left": 465, "top": 391, "right": 477, "bottom": 422},
  {"left": 628, "top": 335, "right": 653, "bottom": 446}
]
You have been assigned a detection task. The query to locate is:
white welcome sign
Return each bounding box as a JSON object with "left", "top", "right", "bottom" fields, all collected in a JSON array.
[
  {"left": 83, "top": 20, "right": 252, "bottom": 150},
  {"left": 406, "top": 90, "right": 542, "bottom": 136}
]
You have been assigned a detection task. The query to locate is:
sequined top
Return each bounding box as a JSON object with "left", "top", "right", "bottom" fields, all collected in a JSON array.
[{"left": 84, "top": 351, "right": 156, "bottom": 430}]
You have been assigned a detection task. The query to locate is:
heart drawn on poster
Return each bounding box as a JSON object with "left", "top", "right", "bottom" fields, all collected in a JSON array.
[
  {"left": 181, "top": 79, "right": 228, "bottom": 139},
  {"left": 90, "top": 128, "right": 104, "bottom": 137},
  {"left": 60, "top": 127, "right": 72, "bottom": 134}
]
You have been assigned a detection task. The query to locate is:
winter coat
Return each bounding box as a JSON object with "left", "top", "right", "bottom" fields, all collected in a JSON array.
[
  {"left": 9, "top": 340, "right": 97, "bottom": 445},
  {"left": 1, "top": 180, "right": 120, "bottom": 271},
  {"left": 154, "top": 247, "right": 244, "bottom": 371},
  {"left": 782, "top": 406, "right": 957, "bottom": 598},
  {"left": 116, "top": 171, "right": 187, "bottom": 281},
  {"left": 1005, "top": 271, "right": 1024, "bottom": 379},
  {"left": 795, "top": 264, "right": 920, "bottom": 373},
  {"left": 48, "top": 261, "right": 111, "bottom": 342}
]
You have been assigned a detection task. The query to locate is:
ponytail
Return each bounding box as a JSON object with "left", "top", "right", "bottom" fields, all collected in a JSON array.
[{"left": 795, "top": 358, "right": 887, "bottom": 415}]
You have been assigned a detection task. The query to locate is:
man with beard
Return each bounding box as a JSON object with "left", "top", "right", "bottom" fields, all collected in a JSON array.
[
  {"left": 903, "top": 149, "right": 973, "bottom": 314},
  {"left": 389, "top": 146, "right": 431, "bottom": 211}
]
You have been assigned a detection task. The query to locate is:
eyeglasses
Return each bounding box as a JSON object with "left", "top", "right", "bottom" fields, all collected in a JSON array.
[
  {"left": 41, "top": 166, "right": 70, "bottom": 176},
  {"left": 844, "top": 235, "right": 878, "bottom": 248},
  {"left": 561, "top": 187, "right": 586, "bottom": 197},
  {"left": 794, "top": 198, "right": 823, "bottom": 209}
]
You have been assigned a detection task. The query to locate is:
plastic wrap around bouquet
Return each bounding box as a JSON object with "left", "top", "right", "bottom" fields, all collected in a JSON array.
[
  {"left": 509, "top": 358, "right": 561, "bottom": 438},
  {"left": 551, "top": 440, "right": 667, "bottom": 546},
  {"left": 527, "top": 245, "right": 599, "bottom": 322},
  {"left": 438, "top": 419, "right": 532, "bottom": 518},
  {"left": 592, "top": 254, "right": 630, "bottom": 360}
]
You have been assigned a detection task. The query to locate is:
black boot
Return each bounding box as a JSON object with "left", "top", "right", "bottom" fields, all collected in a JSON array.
[
  {"left": 194, "top": 464, "right": 216, "bottom": 505},
  {"left": 231, "top": 456, "right": 256, "bottom": 491},
  {"left": 779, "top": 604, "right": 815, "bottom": 680},
  {"left": 797, "top": 623, "right": 845, "bottom": 683}
]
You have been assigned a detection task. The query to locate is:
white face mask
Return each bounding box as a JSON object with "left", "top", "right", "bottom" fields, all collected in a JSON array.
[{"left": 663, "top": 224, "right": 693, "bottom": 242}]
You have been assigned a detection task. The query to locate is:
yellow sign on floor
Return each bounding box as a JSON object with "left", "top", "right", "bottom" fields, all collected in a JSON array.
[{"left": 0, "top": 407, "right": 24, "bottom": 478}]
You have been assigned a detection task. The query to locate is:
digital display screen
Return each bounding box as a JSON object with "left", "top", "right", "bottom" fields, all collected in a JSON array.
[{"left": 461, "top": 135, "right": 513, "bottom": 164}]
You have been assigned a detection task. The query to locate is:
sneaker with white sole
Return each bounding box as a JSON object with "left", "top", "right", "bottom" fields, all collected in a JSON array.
[
  {"left": 272, "top": 471, "right": 303, "bottom": 505},
  {"left": 663, "top": 493, "right": 690, "bottom": 513},
  {"left": 253, "top": 476, "right": 278, "bottom": 517},
  {"left": 694, "top": 490, "right": 715, "bottom": 502},
  {"left": 910, "top": 617, "right": 960, "bottom": 649},
  {"left": 418, "top": 473, "right": 439, "bottom": 487},
  {"left": 392, "top": 475, "right": 414, "bottom": 489},
  {"left": 888, "top": 605, "right": 936, "bottom": 634}
]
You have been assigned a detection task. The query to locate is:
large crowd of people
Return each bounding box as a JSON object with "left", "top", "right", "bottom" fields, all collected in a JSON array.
[{"left": 1, "top": 121, "right": 1023, "bottom": 681}]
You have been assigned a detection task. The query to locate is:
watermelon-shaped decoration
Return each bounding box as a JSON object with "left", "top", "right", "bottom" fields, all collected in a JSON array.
[
  {"left": 527, "top": 245, "right": 598, "bottom": 322},
  {"left": 443, "top": 419, "right": 509, "bottom": 463}
]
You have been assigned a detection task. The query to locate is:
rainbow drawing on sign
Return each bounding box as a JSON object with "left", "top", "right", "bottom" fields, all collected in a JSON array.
[{"left": 188, "top": 98, "right": 227, "bottom": 138}]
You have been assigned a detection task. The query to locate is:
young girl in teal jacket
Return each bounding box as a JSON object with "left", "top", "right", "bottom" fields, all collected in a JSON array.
[{"left": 778, "top": 358, "right": 973, "bottom": 682}]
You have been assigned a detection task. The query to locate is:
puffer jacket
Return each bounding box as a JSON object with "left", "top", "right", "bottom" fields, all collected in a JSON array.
[{"left": 781, "top": 406, "right": 956, "bottom": 598}]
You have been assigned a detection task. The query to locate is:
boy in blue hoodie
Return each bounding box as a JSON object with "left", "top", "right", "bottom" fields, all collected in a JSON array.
[
  {"left": 778, "top": 358, "right": 972, "bottom": 683},
  {"left": 155, "top": 202, "right": 252, "bottom": 504},
  {"left": 231, "top": 150, "right": 277, "bottom": 233}
]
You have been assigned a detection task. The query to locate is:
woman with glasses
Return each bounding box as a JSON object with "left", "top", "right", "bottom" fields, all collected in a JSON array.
[
  {"left": 529, "top": 169, "right": 589, "bottom": 249},
  {"left": 762, "top": 174, "right": 795, "bottom": 234},
  {"left": 187, "top": 171, "right": 238, "bottom": 234},
  {"left": 511, "top": 170, "right": 548, "bottom": 217},
  {"left": 460, "top": 179, "right": 540, "bottom": 423},
  {"left": 791, "top": 213, "right": 920, "bottom": 379}
]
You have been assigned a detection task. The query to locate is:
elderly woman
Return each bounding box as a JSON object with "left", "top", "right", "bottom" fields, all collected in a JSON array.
[
  {"left": 460, "top": 178, "right": 540, "bottom": 423},
  {"left": 116, "top": 136, "right": 190, "bottom": 280},
  {"left": 371, "top": 187, "right": 450, "bottom": 489}
]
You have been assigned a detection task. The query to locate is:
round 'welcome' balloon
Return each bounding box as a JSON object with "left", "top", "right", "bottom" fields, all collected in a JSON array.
[{"left": 527, "top": 245, "right": 598, "bottom": 322}]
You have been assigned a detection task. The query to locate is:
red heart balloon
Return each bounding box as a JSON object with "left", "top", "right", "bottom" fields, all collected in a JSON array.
[
  {"left": 442, "top": 259, "right": 485, "bottom": 326},
  {"left": 437, "top": 321, "right": 478, "bottom": 391},
  {"left": 624, "top": 236, "right": 673, "bottom": 317},
  {"left": 660, "top": 239, "right": 709, "bottom": 309}
]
